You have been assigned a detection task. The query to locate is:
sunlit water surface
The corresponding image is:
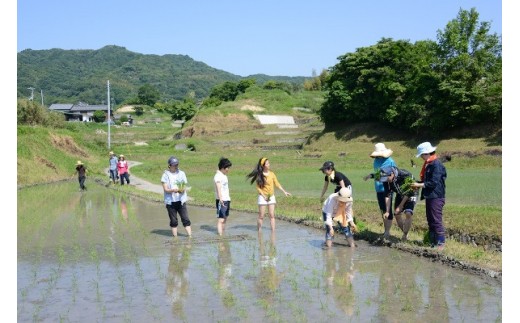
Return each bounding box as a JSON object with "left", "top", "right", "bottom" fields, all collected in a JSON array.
[{"left": 18, "top": 182, "right": 501, "bottom": 322}]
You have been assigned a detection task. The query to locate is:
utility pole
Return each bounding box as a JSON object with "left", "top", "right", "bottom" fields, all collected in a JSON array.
[
  {"left": 40, "top": 89, "right": 44, "bottom": 106},
  {"left": 107, "top": 80, "right": 111, "bottom": 150},
  {"left": 27, "top": 87, "right": 35, "bottom": 101}
]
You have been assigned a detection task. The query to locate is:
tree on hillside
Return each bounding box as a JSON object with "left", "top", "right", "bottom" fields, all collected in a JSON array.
[
  {"left": 304, "top": 69, "right": 329, "bottom": 91},
  {"left": 263, "top": 80, "right": 292, "bottom": 94},
  {"left": 209, "top": 81, "right": 239, "bottom": 101},
  {"left": 433, "top": 7, "right": 502, "bottom": 129},
  {"left": 166, "top": 95, "right": 198, "bottom": 121},
  {"left": 237, "top": 78, "right": 256, "bottom": 93},
  {"left": 137, "top": 84, "right": 161, "bottom": 106},
  {"left": 319, "top": 7, "right": 501, "bottom": 135},
  {"left": 320, "top": 38, "right": 438, "bottom": 127}
]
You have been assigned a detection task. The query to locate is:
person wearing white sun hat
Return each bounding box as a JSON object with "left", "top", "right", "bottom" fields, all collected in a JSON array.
[
  {"left": 411, "top": 142, "right": 447, "bottom": 250},
  {"left": 363, "top": 143, "right": 397, "bottom": 239}
]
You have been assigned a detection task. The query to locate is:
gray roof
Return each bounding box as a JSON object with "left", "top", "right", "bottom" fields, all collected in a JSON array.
[
  {"left": 49, "top": 103, "right": 74, "bottom": 111},
  {"left": 70, "top": 104, "right": 109, "bottom": 112}
]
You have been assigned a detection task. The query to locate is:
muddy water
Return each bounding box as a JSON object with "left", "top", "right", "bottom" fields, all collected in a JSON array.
[{"left": 18, "top": 182, "right": 501, "bottom": 322}]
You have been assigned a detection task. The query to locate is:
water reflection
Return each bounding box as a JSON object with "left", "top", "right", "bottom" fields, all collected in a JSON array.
[
  {"left": 422, "top": 266, "right": 449, "bottom": 322},
  {"left": 17, "top": 182, "right": 502, "bottom": 322},
  {"left": 217, "top": 240, "right": 235, "bottom": 307},
  {"left": 120, "top": 196, "right": 129, "bottom": 222},
  {"left": 375, "top": 255, "right": 425, "bottom": 322},
  {"left": 256, "top": 231, "right": 283, "bottom": 304},
  {"left": 166, "top": 241, "right": 192, "bottom": 319},
  {"left": 323, "top": 247, "right": 356, "bottom": 317}
]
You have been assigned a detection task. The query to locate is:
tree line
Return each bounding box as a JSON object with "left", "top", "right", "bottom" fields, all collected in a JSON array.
[{"left": 319, "top": 8, "right": 501, "bottom": 135}]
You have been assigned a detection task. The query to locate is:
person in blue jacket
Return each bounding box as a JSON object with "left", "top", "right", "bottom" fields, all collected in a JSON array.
[{"left": 411, "top": 142, "right": 447, "bottom": 250}]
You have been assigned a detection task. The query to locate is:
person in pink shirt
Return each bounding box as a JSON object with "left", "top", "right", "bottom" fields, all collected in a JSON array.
[{"left": 117, "top": 154, "right": 130, "bottom": 185}]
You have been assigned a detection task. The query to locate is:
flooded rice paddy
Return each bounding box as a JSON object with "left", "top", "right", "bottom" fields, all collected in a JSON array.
[{"left": 18, "top": 182, "right": 501, "bottom": 322}]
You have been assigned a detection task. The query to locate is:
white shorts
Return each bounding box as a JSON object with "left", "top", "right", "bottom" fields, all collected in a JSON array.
[{"left": 257, "top": 195, "right": 276, "bottom": 205}]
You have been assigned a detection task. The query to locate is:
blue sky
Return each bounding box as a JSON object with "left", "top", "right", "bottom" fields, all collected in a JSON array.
[
  {"left": 16, "top": 0, "right": 502, "bottom": 77},
  {"left": 5, "top": 1, "right": 517, "bottom": 320}
]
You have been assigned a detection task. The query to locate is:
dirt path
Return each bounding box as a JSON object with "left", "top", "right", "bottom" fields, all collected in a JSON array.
[{"left": 105, "top": 161, "right": 164, "bottom": 195}]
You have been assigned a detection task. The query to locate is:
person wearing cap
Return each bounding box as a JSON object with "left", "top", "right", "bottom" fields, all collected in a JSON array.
[
  {"left": 363, "top": 143, "right": 397, "bottom": 239},
  {"left": 117, "top": 154, "right": 130, "bottom": 185},
  {"left": 74, "top": 160, "right": 87, "bottom": 191},
  {"left": 246, "top": 157, "right": 291, "bottom": 231},
  {"left": 161, "top": 156, "right": 192, "bottom": 237},
  {"left": 411, "top": 142, "right": 447, "bottom": 250},
  {"left": 214, "top": 157, "right": 233, "bottom": 236},
  {"left": 108, "top": 151, "right": 119, "bottom": 184},
  {"left": 321, "top": 187, "right": 357, "bottom": 248},
  {"left": 377, "top": 166, "right": 418, "bottom": 241},
  {"left": 319, "top": 161, "right": 352, "bottom": 202}
]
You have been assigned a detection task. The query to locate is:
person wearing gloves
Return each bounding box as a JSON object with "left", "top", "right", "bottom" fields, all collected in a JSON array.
[{"left": 322, "top": 187, "right": 357, "bottom": 249}]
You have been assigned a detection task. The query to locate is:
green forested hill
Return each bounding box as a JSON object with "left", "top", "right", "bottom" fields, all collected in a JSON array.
[{"left": 17, "top": 45, "right": 309, "bottom": 105}]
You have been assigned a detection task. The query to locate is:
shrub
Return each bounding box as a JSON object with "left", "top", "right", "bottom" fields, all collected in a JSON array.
[{"left": 17, "top": 99, "right": 66, "bottom": 128}]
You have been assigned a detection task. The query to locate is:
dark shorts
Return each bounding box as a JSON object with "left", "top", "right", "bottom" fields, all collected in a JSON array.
[
  {"left": 395, "top": 194, "right": 417, "bottom": 215},
  {"left": 216, "top": 200, "right": 230, "bottom": 219},
  {"left": 377, "top": 191, "right": 393, "bottom": 219}
]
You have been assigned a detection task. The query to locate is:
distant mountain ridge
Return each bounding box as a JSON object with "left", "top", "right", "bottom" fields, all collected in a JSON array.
[{"left": 17, "top": 45, "right": 309, "bottom": 105}]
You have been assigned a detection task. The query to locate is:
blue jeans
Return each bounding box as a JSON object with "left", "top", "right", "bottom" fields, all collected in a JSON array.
[{"left": 109, "top": 169, "right": 118, "bottom": 182}]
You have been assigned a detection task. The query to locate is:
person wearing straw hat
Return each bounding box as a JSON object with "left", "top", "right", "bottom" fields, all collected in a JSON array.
[
  {"left": 411, "top": 142, "right": 447, "bottom": 250},
  {"left": 363, "top": 143, "right": 397, "bottom": 240},
  {"left": 108, "top": 151, "right": 118, "bottom": 184},
  {"left": 74, "top": 160, "right": 87, "bottom": 191},
  {"left": 117, "top": 154, "right": 130, "bottom": 185},
  {"left": 321, "top": 187, "right": 357, "bottom": 248}
]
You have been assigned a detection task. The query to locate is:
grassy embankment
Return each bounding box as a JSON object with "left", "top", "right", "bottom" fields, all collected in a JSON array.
[{"left": 17, "top": 88, "right": 502, "bottom": 274}]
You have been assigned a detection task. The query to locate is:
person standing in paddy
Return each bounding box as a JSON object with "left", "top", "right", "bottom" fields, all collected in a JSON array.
[
  {"left": 246, "top": 157, "right": 291, "bottom": 231},
  {"left": 377, "top": 166, "right": 418, "bottom": 241},
  {"left": 75, "top": 160, "right": 87, "bottom": 191},
  {"left": 411, "top": 142, "right": 447, "bottom": 250},
  {"left": 214, "top": 157, "right": 232, "bottom": 236},
  {"left": 161, "top": 156, "right": 192, "bottom": 237},
  {"left": 321, "top": 187, "right": 357, "bottom": 249},
  {"left": 363, "top": 143, "right": 397, "bottom": 239}
]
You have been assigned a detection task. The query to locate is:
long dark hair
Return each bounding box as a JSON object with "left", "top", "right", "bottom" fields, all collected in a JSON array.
[{"left": 246, "top": 157, "right": 267, "bottom": 188}]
